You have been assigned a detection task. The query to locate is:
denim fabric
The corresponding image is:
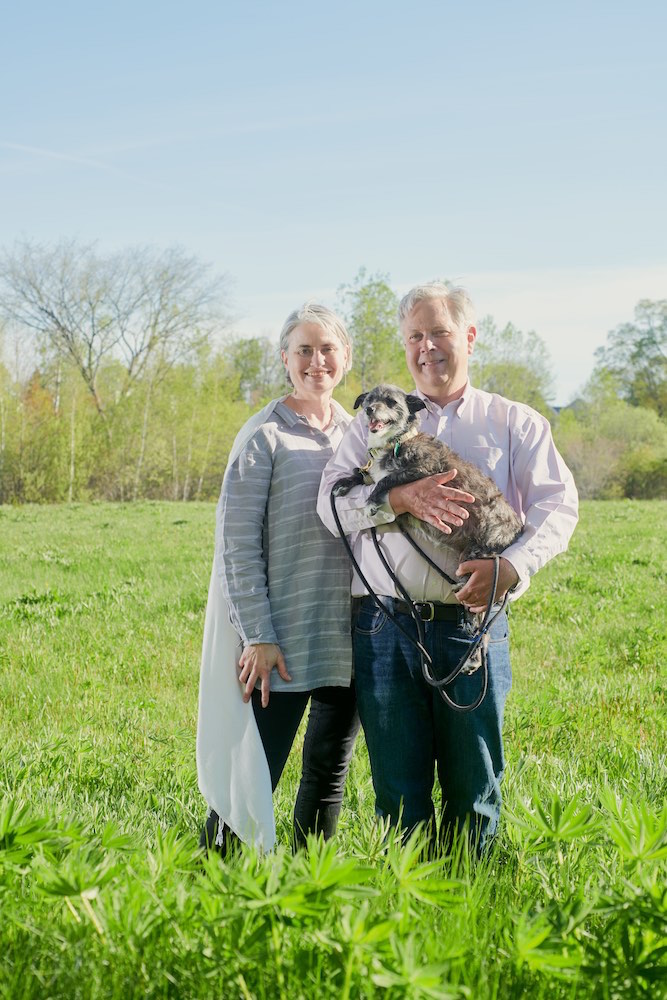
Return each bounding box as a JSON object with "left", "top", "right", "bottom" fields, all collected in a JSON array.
[{"left": 353, "top": 597, "right": 511, "bottom": 852}]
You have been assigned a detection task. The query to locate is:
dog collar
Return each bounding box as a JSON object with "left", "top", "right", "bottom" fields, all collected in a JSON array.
[
  {"left": 393, "top": 430, "right": 416, "bottom": 457},
  {"left": 361, "top": 429, "right": 415, "bottom": 471}
]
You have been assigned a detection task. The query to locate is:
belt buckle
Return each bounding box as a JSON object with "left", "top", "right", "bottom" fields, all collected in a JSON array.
[{"left": 417, "top": 601, "right": 435, "bottom": 622}]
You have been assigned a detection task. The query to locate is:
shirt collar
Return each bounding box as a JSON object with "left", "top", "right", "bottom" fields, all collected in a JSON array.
[
  {"left": 330, "top": 399, "right": 352, "bottom": 426},
  {"left": 412, "top": 381, "right": 474, "bottom": 419},
  {"left": 274, "top": 398, "right": 301, "bottom": 427},
  {"left": 274, "top": 397, "right": 350, "bottom": 430}
]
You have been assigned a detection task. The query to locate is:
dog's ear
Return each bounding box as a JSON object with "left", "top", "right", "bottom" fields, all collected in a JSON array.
[
  {"left": 353, "top": 392, "right": 368, "bottom": 410},
  {"left": 406, "top": 395, "right": 426, "bottom": 414}
]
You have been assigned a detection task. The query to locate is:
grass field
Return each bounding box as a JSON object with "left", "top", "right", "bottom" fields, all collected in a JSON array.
[{"left": 0, "top": 500, "right": 665, "bottom": 999}]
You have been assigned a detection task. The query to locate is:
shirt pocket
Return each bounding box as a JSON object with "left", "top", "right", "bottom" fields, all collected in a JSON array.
[{"left": 463, "top": 445, "right": 508, "bottom": 484}]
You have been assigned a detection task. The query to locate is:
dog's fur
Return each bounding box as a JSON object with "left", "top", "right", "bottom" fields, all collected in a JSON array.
[{"left": 333, "top": 383, "right": 523, "bottom": 563}]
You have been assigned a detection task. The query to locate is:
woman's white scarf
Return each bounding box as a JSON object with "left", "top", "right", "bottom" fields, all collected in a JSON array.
[{"left": 196, "top": 397, "right": 347, "bottom": 852}]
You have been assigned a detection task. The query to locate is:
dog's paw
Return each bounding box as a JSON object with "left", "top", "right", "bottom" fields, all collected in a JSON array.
[
  {"left": 460, "top": 633, "right": 489, "bottom": 675},
  {"left": 460, "top": 645, "right": 483, "bottom": 674},
  {"left": 332, "top": 476, "right": 360, "bottom": 498}
]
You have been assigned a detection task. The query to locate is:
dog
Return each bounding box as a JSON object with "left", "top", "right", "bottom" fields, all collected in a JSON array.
[{"left": 333, "top": 383, "right": 523, "bottom": 565}]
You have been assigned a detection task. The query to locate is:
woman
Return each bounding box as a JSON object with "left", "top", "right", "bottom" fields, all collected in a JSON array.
[{"left": 197, "top": 303, "right": 359, "bottom": 853}]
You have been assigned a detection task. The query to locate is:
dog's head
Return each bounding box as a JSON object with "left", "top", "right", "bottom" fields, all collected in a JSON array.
[{"left": 354, "top": 384, "right": 426, "bottom": 447}]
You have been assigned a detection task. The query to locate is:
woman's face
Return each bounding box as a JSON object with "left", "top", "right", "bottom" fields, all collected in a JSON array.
[{"left": 281, "top": 322, "right": 349, "bottom": 398}]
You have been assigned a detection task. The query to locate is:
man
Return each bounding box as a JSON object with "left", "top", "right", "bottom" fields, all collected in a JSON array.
[{"left": 317, "top": 283, "right": 578, "bottom": 852}]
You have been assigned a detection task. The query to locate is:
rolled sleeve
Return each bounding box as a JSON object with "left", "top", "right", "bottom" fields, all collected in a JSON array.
[
  {"left": 216, "top": 433, "right": 278, "bottom": 647},
  {"left": 502, "top": 411, "right": 579, "bottom": 585}
]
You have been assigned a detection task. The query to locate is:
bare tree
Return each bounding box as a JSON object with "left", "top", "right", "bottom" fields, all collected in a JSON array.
[{"left": 0, "top": 240, "right": 231, "bottom": 443}]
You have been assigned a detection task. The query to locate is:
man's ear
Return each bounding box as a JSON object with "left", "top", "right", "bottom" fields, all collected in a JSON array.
[
  {"left": 406, "top": 395, "right": 426, "bottom": 414},
  {"left": 353, "top": 392, "right": 368, "bottom": 409}
]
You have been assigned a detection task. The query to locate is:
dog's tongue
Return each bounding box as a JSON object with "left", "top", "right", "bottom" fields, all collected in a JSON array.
[{"left": 369, "top": 419, "right": 385, "bottom": 432}]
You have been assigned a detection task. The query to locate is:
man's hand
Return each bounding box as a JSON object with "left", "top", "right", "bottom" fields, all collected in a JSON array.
[
  {"left": 388, "top": 470, "right": 475, "bottom": 534},
  {"left": 455, "top": 557, "right": 519, "bottom": 613},
  {"left": 238, "top": 643, "right": 291, "bottom": 707}
]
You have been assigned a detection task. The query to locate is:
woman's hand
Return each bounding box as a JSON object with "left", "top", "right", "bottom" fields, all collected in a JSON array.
[{"left": 238, "top": 643, "right": 291, "bottom": 708}]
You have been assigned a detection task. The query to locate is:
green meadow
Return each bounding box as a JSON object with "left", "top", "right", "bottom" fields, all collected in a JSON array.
[{"left": 0, "top": 501, "right": 665, "bottom": 999}]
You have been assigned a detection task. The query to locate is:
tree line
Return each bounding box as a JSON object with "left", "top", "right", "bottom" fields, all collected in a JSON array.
[{"left": 0, "top": 242, "right": 665, "bottom": 503}]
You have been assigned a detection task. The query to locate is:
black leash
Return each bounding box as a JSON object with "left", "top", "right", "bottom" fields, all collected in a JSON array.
[{"left": 331, "top": 484, "right": 508, "bottom": 713}]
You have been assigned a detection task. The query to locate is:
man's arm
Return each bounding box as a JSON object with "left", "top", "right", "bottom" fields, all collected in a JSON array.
[
  {"left": 317, "top": 414, "right": 475, "bottom": 536},
  {"left": 501, "top": 410, "right": 579, "bottom": 582},
  {"left": 457, "top": 409, "right": 578, "bottom": 611}
]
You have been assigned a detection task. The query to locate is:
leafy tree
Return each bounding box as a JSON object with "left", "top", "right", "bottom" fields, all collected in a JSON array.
[
  {"left": 554, "top": 375, "right": 667, "bottom": 498},
  {"left": 471, "top": 318, "right": 555, "bottom": 415},
  {"left": 0, "top": 358, "right": 17, "bottom": 503},
  {"left": 593, "top": 299, "right": 667, "bottom": 417},
  {"left": 337, "top": 268, "right": 403, "bottom": 391},
  {"left": 226, "top": 335, "right": 283, "bottom": 404}
]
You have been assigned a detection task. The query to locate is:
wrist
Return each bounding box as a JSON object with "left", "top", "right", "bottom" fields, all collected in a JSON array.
[
  {"left": 388, "top": 485, "right": 407, "bottom": 515},
  {"left": 500, "top": 557, "right": 520, "bottom": 590}
]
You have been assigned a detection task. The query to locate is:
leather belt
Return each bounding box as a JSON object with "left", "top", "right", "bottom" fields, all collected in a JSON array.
[
  {"left": 394, "top": 599, "right": 463, "bottom": 622},
  {"left": 352, "top": 595, "right": 464, "bottom": 623}
]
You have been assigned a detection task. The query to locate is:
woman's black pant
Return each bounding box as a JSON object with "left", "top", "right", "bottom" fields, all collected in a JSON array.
[
  {"left": 202, "top": 683, "right": 359, "bottom": 853},
  {"left": 253, "top": 683, "right": 360, "bottom": 846}
]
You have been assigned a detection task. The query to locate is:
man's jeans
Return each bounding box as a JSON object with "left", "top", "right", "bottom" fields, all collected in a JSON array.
[{"left": 353, "top": 596, "right": 512, "bottom": 853}]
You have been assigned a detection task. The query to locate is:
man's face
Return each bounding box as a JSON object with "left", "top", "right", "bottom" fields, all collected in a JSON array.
[{"left": 401, "top": 298, "right": 476, "bottom": 403}]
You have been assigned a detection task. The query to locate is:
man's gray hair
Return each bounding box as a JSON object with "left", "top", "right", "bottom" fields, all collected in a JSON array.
[
  {"left": 398, "top": 283, "right": 476, "bottom": 330},
  {"left": 279, "top": 302, "right": 353, "bottom": 373}
]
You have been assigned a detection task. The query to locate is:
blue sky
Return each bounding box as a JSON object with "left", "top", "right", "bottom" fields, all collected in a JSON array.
[{"left": 2, "top": 0, "right": 666, "bottom": 404}]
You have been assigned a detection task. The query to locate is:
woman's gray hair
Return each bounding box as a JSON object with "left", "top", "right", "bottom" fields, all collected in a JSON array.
[
  {"left": 398, "top": 283, "right": 476, "bottom": 330},
  {"left": 279, "top": 302, "right": 353, "bottom": 374}
]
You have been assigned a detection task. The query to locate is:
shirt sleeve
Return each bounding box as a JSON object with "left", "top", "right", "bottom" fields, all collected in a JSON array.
[
  {"left": 317, "top": 414, "right": 396, "bottom": 535},
  {"left": 501, "top": 409, "right": 579, "bottom": 588},
  {"left": 215, "top": 431, "right": 278, "bottom": 647}
]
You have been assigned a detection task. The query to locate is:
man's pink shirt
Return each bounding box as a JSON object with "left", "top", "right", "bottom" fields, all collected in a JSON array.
[{"left": 317, "top": 382, "right": 579, "bottom": 602}]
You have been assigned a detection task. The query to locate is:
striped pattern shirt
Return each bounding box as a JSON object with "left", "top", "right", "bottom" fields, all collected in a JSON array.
[{"left": 217, "top": 401, "right": 353, "bottom": 692}]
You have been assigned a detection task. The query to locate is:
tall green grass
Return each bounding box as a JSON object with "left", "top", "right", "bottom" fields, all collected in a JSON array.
[{"left": 0, "top": 500, "right": 665, "bottom": 999}]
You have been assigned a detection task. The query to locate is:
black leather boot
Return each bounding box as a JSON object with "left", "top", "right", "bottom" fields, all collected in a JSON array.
[{"left": 199, "top": 810, "right": 241, "bottom": 858}]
